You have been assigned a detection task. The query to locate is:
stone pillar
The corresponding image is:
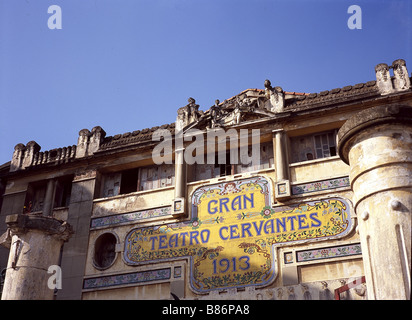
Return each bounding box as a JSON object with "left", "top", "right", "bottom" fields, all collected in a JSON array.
[
  {"left": 274, "top": 130, "right": 288, "bottom": 181},
  {"left": 337, "top": 104, "right": 412, "bottom": 300},
  {"left": 42, "top": 179, "right": 56, "bottom": 217},
  {"left": 173, "top": 108, "right": 187, "bottom": 217},
  {"left": 1, "top": 214, "right": 72, "bottom": 300},
  {"left": 172, "top": 146, "right": 186, "bottom": 216},
  {"left": 273, "top": 129, "right": 290, "bottom": 199},
  {"left": 174, "top": 147, "right": 186, "bottom": 199}
]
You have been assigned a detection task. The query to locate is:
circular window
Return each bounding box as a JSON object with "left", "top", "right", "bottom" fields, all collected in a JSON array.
[{"left": 93, "top": 233, "right": 117, "bottom": 269}]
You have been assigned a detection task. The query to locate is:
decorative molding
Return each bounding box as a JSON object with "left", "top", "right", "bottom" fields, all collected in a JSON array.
[
  {"left": 90, "top": 206, "right": 171, "bottom": 229},
  {"left": 83, "top": 268, "right": 171, "bottom": 290},
  {"left": 296, "top": 243, "right": 362, "bottom": 263},
  {"left": 291, "top": 177, "right": 350, "bottom": 195}
]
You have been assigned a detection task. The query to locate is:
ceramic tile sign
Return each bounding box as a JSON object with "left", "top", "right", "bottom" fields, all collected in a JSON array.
[{"left": 124, "top": 176, "right": 352, "bottom": 293}]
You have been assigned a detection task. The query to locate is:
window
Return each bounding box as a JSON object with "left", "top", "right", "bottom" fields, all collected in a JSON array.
[
  {"left": 93, "top": 233, "right": 117, "bottom": 269},
  {"left": 215, "top": 152, "right": 233, "bottom": 177},
  {"left": 53, "top": 176, "right": 72, "bottom": 208},
  {"left": 290, "top": 130, "right": 338, "bottom": 163},
  {"left": 140, "top": 164, "right": 175, "bottom": 191},
  {"left": 24, "top": 181, "right": 47, "bottom": 213},
  {"left": 24, "top": 175, "right": 73, "bottom": 213},
  {"left": 119, "top": 168, "right": 139, "bottom": 194},
  {"left": 235, "top": 141, "right": 273, "bottom": 174},
  {"left": 101, "top": 164, "right": 175, "bottom": 198},
  {"left": 192, "top": 142, "right": 273, "bottom": 181}
]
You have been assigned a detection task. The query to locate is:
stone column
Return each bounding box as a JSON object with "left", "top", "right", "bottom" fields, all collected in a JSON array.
[
  {"left": 337, "top": 104, "right": 412, "bottom": 300},
  {"left": 274, "top": 129, "right": 288, "bottom": 181},
  {"left": 42, "top": 179, "right": 56, "bottom": 217},
  {"left": 273, "top": 129, "right": 290, "bottom": 199},
  {"left": 172, "top": 146, "right": 186, "bottom": 216},
  {"left": 174, "top": 147, "right": 186, "bottom": 199},
  {"left": 1, "top": 214, "right": 72, "bottom": 300}
]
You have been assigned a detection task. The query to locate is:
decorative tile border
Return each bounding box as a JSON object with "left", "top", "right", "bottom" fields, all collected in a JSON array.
[
  {"left": 174, "top": 266, "right": 182, "bottom": 278},
  {"left": 83, "top": 268, "right": 171, "bottom": 290},
  {"left": 291, "top": 177, "right": 350, "bottom": 195},
  {"left": 90, "top": 206, "right": 171, "bottom": 229},
  {"left": 284, "top": 252, "right": 294, "bottom": 264},
  {"left": 296, "top": 243, "right": 361, "bottom": 263}
]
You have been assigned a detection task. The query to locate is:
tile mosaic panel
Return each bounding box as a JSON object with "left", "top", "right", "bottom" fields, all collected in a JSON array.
[
  {"left": 90, "top": 206, "right": 171, "bottom": 229},
  {"left": 296, "top": 243, "right": 361, "bottom": 263},
  {"left": 291, "top": 177, "right": 350, "bottom": 195},
  {"left": 124, "top": 175, "right": 353, "bottom": 294},
  {"left": 83, "top": 268, "right": 171, "bottom": 290}
]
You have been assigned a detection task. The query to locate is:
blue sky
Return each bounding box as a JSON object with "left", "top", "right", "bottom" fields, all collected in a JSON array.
[{"left": 0, "top": 0, "right": 411, "bottom": 165}]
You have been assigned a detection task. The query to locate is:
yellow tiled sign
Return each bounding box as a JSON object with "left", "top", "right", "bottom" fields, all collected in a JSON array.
[{"left": 124, "top": 176, "right": 352, "bottom": 293}]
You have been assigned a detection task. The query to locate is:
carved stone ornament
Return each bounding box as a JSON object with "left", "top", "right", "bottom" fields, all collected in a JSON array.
[
  {"left": 176, "top": 97, "right": 202, "bottom": 131},
  {"left": 209, "top": 99, "right": 223, "bottom": 128},
  {"left": 264, "top": 79, "right": 285, "bottom": 113},
  {"left": 392, "top": 59, "right": 411, "bottom": 91},
  {"left": 375, "top": 63, "right": 393, "bottom": 94},
  {"left": 206, "top": 97, "right": 253, "bottom": 128}
]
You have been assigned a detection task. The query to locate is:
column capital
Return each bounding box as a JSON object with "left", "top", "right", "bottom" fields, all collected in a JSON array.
[
  {"left": 271, "top": 128, "right": 285, "bottom": 134},
  {"left": 337, "top": 104, "right": 412, "bottom": 164},
  {"left": 5, "top": 214, "right": 73, "bottom": 242}
]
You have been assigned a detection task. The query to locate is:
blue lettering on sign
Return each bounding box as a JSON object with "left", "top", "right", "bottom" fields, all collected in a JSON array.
[
  {"left": 148, "top": 212, "right": 328, "bottom": 250},
  {"left": 212, "top": 256, "right": 251, "bottom": 274},
  {"left": 207, "top": 194, "right": 255, "bottom": 214},
  {"left": 219, "top": 226, "right": 229, "bottom": 241},
  {"left": 241, "top": 223, "right": 252, "bottom": 238},
  {"left": 310, "top": 212, "right": 322, "bottom": 227},
  {"left": 208, "top": 200, "right": 218, "bottom": 214},
  {"left": 220, "top": 198, "right": 230, "bottom": 213}
]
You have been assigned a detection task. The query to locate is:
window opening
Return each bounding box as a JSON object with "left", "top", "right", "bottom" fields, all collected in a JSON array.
[
  {"left": 290, "top": 130, "right": 338, "bottom": 163},
  {"left": 93, "top": 233, "right": 117, "bottom": 269},
  {"left": 119, "top": 168, "right": 139, "bottom": 195}
]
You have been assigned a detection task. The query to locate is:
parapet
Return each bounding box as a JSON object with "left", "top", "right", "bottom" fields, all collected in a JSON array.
[
  {"left": 75, "top": 126, "right": 106, "bottom": 158},
  {"left": 9, "top": 125, "right": 106, "bottom": 172},
  {"left": 10, "top": 140, "right": 77, "bottom": 172}
]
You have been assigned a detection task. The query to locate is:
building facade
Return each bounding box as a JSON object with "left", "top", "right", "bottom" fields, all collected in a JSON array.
[{"left": 0, "top": 59, "right": 411, "bottom": 300}]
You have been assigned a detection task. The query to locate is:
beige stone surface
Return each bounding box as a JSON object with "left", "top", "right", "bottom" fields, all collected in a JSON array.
[{"left": 338, "top": 106, "right": 412, "bottom": 300}]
